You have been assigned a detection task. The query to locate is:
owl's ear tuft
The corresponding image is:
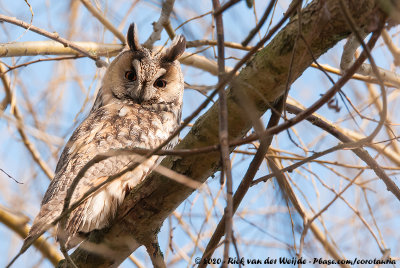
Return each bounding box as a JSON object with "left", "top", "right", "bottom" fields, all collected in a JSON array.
[
  {"left": 127, "top": 23, "right": 142, "bottom": 52},
  {"left": 162, "top": 35, "right": 186, "bottom": 62}
]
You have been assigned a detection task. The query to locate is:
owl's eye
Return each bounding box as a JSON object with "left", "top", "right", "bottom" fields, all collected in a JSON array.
[
  {"left": 154, "top": 79, "right": 167, "bottom": 88},
  {"left": 125, "top": 71, "right": 137, "bottom": 81}
]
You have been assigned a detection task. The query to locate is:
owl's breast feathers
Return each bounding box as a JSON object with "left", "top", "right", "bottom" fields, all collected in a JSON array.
[{"left": 31, "top": 102, "right": 180, "bottom": 248}]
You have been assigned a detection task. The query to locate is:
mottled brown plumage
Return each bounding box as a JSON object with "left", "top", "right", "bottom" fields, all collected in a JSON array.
[{"left": 23, "top": 23, "right": 186, "bottom": 251}]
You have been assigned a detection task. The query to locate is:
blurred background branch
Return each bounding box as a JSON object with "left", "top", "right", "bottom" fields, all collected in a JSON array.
[{"left": 1, "top": 0, "right": 400, "bottom": 267}]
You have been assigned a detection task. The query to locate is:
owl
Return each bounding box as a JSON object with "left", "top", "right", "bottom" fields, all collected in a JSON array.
[{"left": 21, "top": 24, "right": 186, "bottom": 252}]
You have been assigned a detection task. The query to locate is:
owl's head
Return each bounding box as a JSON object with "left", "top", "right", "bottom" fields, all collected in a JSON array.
[{"left": 95, "top": 23, "right": 186, "bottom": 111}]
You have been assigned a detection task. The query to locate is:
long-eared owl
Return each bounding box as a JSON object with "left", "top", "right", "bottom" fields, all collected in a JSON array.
[{"left": 23, "top": 23, "right": 186, "bottom": 250}]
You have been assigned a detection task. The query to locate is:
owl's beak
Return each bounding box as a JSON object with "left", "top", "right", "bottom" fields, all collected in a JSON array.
[
  {"left": 136, "top": 84, "right": 152, "bottom": 104},
  {"left": 137, "top": 94, "right": 144, "bottom": 104}
]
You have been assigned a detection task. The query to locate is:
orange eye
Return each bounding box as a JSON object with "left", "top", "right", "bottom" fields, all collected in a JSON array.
[
  {"left": 154, "top": 79, "right": 167, "bottom": 88},
  {"left": 125, "top": 71, "right": 137, "bottom": 81}
]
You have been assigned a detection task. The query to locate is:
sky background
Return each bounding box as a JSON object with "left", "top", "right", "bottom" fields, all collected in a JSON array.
[{"left": 1, "top": 0, "right": 400, "bottom": 267}]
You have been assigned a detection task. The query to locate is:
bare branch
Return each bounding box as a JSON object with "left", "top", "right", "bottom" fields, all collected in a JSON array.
[
  {"left": 0, "top": 41, "right": 230, "bottom": 76},
  {"left": 0, "top": 64, "right": 54, "bottom": 180},
  {"left": 381, "top": 29, "right": 400, "bottom": 66},
  {"left": 211, "top": 0, "right": 233, "bottom": 265},
  {"left": 213, "top": 0, "right": 240, "bottom": 16},
  {"left": 284, "top": 104, "right": 400, "bottom": 201},
  {"left": 0, "top": 206, "right": 62, "bottom": 265},
  {"left": 143, "top": 0, "right": 176, "bottom": 49},
  {"left": 0, "top": 14, "right": 106, "bottom": 66},
  {"left": 186, "top": 39, "right": 253, "bottom": 50},
  {"left": 79, "top": 0, "right": 126, "bottom": 43},
  {"left": 199, "top": 97, "right": 283, "bottom": 267},
  {"left": 311, "top": 63, "right": 400, "bottom": 88},
  {"left": 241, "top": 0, "right": 276, "bottom": 46},
  {"left": 0, "top": 41, "right": 123, "bottom": 58},
  {"left": 267, "top": 159, "right": 350, "bottom": 268}
]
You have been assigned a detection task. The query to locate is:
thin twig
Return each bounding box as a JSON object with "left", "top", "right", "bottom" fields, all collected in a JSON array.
[
  {"left": 233, "top": 26, "right": 383, "bottom": 151},
  {"left": 284, "top": 104, "right": 400, "bottom": 201},
  {"left": 0, "top": 65, "right": 11, "bottom": 111},
  {"left": 252, "top": 142, "right": 353, "bottom": 185},
  {"left": 242, "top": 0, "right": 276, "bottom": 46},
  {"left": 143, "top": 0, "right": 176, "bottom": 49},
  {"left": 287, "top": 98, "right": 400, "bottom": 167},
  {"left": 186, "top": 39, "right": 253, "bottom": 50},
  {"left": 128, "top": 255, "right": 146, "bottom": 268},
  {"left": 0, "top": 64, "right": 54, "bottom": 180},
  {"left": 0, "top": 168, "right": 22, "bottom": 184},
  {"left": 338, "top": 0, "right": 387, "bottom": 151},
  {"left": 298, "top": 168, "right": 364, "bottom": 266},
  {"left": 60, "top": 241, "right": 78, "bottom": 268},
  {"left": 199, "top": 97, "right": 284, "bottom": 267},
  {"left": 212, "top": 0, "right": 232, "bottom": 266},
  {"left": 282, "top": 0, "right": 303, "bottom": 119},
  {"left": 213, "top": 0, "right": 240, "bottom": 16},
  {"left": 79, "top": 0, "right": 125, "bottom": 43},
  {"left": 310, "top": 63, "right": 400, "bottom": 88},
  {"left": 174, "top": 11, "right": 212, "bottom": 32},
  {"left": 267, "top": 158, "right": 351, "bottom": 268},
  {"left": 1, "top": 56, "right": 84, "bottom": 74},
  {"left": 381, "top": 29, "right": 400, "bottom": 66}
]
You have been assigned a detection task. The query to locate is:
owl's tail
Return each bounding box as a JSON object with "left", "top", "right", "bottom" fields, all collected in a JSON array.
[
  {"left": 6, "top": 219, "right": 53, "bottom": 268},
  {"left": 6, "top": 229, "right": 45, "bottom": 268}
]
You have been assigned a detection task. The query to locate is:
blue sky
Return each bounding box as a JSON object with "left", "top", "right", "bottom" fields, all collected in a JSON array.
[{"left": 1, "top": 0, "right": 400, "bottom": 267}]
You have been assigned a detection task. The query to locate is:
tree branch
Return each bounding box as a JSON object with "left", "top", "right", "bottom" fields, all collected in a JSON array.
[
  {"left": 0, "top": 206, "right": 62, "bottom": 265},
  {"left": 0, "top": 15, "right": 106, "bottom": 66},
  {"left": 143, "top": 0, "right": 176, "bottom": 49},
  {"left": 79, "top": 0, "right": 125, "bottom": 43}
]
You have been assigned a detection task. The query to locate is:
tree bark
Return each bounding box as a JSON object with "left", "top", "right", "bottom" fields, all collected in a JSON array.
[{"left": 63, "top": 0, "right": 384, "bottom": 266}]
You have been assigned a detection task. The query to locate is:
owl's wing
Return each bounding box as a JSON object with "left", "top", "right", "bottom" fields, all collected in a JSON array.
[
  {"left": 26, "top": 104, "right": 163, "bottom": 249},
  {"left": 18, "top": 107, "right": 114, "bottom": 254},
  {"left": 42, "top": 107, "right": 117, "bottom": 206}
]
